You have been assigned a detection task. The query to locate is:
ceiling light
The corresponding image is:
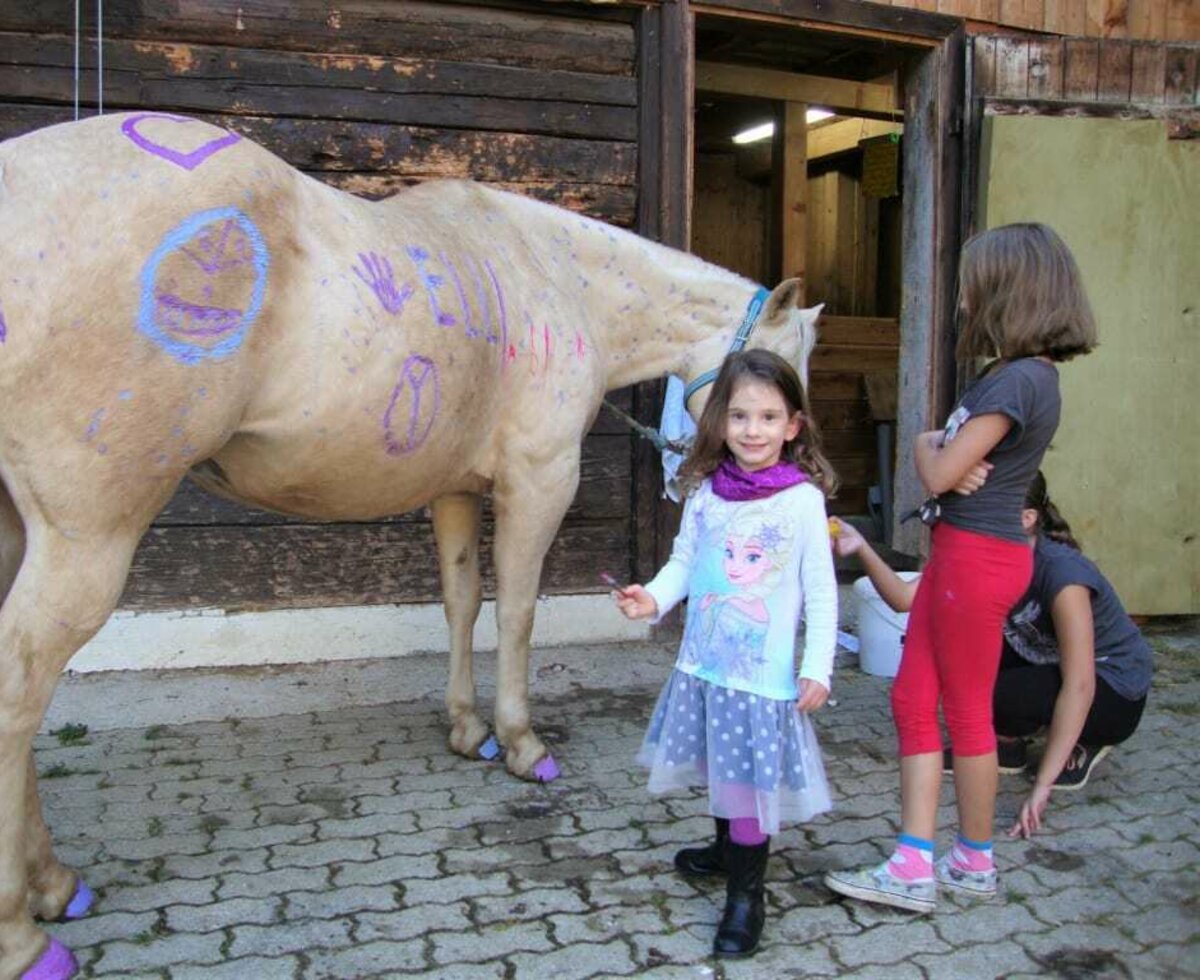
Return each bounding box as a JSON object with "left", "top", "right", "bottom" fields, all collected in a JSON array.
[{"left": 731, "top": 108, "right": 836, "bottom": 144}]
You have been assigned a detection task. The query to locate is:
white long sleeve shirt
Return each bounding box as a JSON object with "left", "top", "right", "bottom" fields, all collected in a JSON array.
[{"left": 645, "top": 480, "right": 838, "bottom": 700}]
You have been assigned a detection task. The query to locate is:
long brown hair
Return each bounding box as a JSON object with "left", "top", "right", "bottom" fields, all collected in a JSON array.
[
  {"left": 956, "top": 223, "right": 1097, "bottom": 362},
  {"left": 678, "top": 349, "right": 838, "bottom": 497},
  {"left": 1025, "top": 470, "right": 1080, "bottom": 550}
]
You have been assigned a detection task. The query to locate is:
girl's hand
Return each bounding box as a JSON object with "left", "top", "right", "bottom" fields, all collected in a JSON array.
[
  {"left": 1007, "top": 783, "right": 1052, "bottom": 839},
  {"left": 795, "top": 679, "right": 830, "bottom": 713},
  {"left": 952, "top": 461, "right": 993, "bottom": 496},
  {"left": 829, "top": 518, "right": 866, "bottom": 557},
  {"left": 613, "top": 584, "right": 658, "bottom": 621}
]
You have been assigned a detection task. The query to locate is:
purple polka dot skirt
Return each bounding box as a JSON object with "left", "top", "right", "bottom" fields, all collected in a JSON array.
[{"left": 637, "top": 669, "right": 831, "bottom": 835}]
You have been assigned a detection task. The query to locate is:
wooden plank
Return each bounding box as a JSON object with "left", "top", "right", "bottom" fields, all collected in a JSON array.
[
  {"left": 1166, "top": 0, "right": 1200, "bottom": 43},
  {"left": 983, "top": 97, "right": 1198, "bottom": 122},
  {"left": 973, "top": 35, "right": 998, "bottom": 96},
  {"left": 689, "top": 0, "right": 961, "bottom": 40},
  {"left": 1102, "top": 0, "right": 1131, "bottom": 38},
  {"left": 1028, "top": 37, "right": 1066, "bottom": 99},
  {"left": 1128, "top": 0, "right": 1168, "bottom": 41},
  {"left": 1098, "top": 40, "right": 1134, "bottom": 102},
  {"left": 807, "top": 118, "right": 904, "bottom": 160},
  {"left": 835, "top": 170, "right": 859, "bottom": 312},
  {"left": 994, "top": 35, "right": 1030, "bottom": 98},
  {"left": 1164, "top": 46, "right": 1199, "bottom": 105},
  {"left": 1064, "top": 39, "right": 1101, "bottom": 100},
  {"left": 811, "top": 346, "right": 904, "bottom": 373},
  {"left": 119, "top": 520, "right": 632, "bottom": 611},
  {"left": 1130, "top": 42, "right": 1168, "bottom": 103},
  {"left": 999, "top": 0, "right": 1043, "bottom": 31},
  {"left": 695, "top": 61, "right": 900, "bottom": 116},
  {"left": 779, "top": 101, "right": 809, "bottom": 292},
  {"left": 810, "top": 371, "right": 869, "bottom": 400},
  {"left": 0, "top": 1, "right": 637, "bottom": 74},
  {"left": 818, "top": 316, "right": 901, "bottom": 346},
  {"left": 660, "top": 0, "right": 694, "bottom": 250},
  {"left": 811, "top": 399, "right": 871, "bottom": 431},
  {"left": 1044, "top": 0, "right": 1087, "bottom": 35}
]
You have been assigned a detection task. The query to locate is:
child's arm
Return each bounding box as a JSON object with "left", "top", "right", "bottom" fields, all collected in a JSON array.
[
  {"left": 831, "top": 518, "right": 918, "bottom": 613},
  {"left": 796, "top": 490, "right": 838, "bottom": 709},
  {"left": 914, "top": 414, "right": 1012, "bottom": 496},
  {"left": 613, "top": 585, "right": 659, "bottom": 620},
  {"left": 613, "top": 491, "right": 699, "bottom": 623},
  {"left": 1010, "top": 585, "right": 1096, "bottom": 838}
]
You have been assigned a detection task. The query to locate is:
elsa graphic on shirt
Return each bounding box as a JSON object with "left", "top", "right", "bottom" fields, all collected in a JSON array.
[{"left": 682, "top": 504, "right": 795, "bottom": 684}]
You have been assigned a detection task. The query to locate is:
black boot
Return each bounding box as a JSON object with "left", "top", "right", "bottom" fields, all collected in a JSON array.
[
  {"left": 713, "top": 838, "right": 770, "bottom": 958},
  {"left": 674, "top": 817, "right": 730, "bottom": 878}
]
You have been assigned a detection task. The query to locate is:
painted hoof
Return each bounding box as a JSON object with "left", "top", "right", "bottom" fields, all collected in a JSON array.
[
  {"left": 478, "top": 735, "right": 502, "bottom": 762},
  {"left": 533, "top": 754, "right": 561, "bottom": 783},
  {"left": 62, "top": 879, "right": 95, "bottom": 921},
  {"left": 21, "top": 938, "right": 77, "bottom": 980}
]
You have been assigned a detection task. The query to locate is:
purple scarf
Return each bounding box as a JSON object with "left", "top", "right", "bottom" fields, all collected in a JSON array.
[{"left": 711, "top": 458, "right": 809, "bottom": 501}]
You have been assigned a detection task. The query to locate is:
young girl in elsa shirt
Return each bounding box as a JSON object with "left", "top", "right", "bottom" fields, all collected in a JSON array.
[{"left": 613, "top": 348, "right": 838, "bottom": 958}]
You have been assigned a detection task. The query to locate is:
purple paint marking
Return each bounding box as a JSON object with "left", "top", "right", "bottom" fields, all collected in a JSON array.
[
  {"left": 383, "top": 355, "right": 440, "bottom": 457},
  {"left": 0, "top": 302, "right": 6, "bottom": 343},
  {"left": 484, "top": 260, "right": 508, "bottom": 356},
  {"left": 121, "top": 113, "right": 242, "bottom": 171},
  {"left": 352, "top": 251, "right": 413, "bottom": 315},
  {"left": 533, "top": 755, "right": 561, "bottom": 783},
  {"left": 180, "top": 220, "right": 256, "bottom": 275},
  {"left": 463, "top": 256, "right": 499, "bottom": 344},
  {"left": 155, "top": 293, "right": 244, "bottom": 338},
  {"left": 406, "top": 246, "right": 455, "bottom": 327},
  {"left": 442, "top": 253, "right": 478, "bottom": 338},
  {"left": 83, "top": 409, "right": 106, "bottom": 443}
]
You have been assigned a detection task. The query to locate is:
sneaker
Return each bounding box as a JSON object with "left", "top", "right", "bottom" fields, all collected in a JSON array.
[
  {"left": 934, "top": 852, "right": 997, "bottom": 898},
  {"left": 1053, "top": 743, "right": 1111, "bottom": 791},
  {"left": 941, "top": 740, "right": 1027, "bottom": 775},
  {"left": 824, "top": 862, "right": 936, "bottom": 914}
]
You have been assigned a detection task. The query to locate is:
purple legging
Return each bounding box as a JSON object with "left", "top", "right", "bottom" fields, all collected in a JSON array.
[{"left": 730, "top": 817, "right": 768, "bottom": 846}]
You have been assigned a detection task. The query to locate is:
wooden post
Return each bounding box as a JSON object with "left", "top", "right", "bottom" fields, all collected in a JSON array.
[{"left": 775, "top": 100, "right": 808, "bottom": 300}]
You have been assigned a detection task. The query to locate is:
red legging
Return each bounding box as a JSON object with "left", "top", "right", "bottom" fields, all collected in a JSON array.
[{"left": 891, "top": 523, "right": 1033, "bottom": 758}]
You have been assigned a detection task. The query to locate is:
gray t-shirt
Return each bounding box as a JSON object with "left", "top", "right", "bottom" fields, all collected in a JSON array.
[
  {"left": 937, "top": 358, "right": 1061, "bottom": 542},
  {"left": 1004, "top": 536, "right": 1153, "bottom": 701}
]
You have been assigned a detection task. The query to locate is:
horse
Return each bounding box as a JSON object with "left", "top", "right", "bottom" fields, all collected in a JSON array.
[{"left": 0, "top": 112, "right": 819, "bottom": 979}]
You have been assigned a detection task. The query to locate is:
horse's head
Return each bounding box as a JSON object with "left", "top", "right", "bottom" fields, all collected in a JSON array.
[{"left": 683, "top": 278, "right": 822, "bottom": 421}]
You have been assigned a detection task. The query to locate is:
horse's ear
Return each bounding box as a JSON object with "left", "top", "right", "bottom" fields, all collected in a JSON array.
[{"left": 762, "top": 279, "right": 804, "bottom": 323}]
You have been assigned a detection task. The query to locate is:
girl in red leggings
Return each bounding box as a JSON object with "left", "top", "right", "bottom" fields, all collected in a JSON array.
[{"left": 825, "top": 223, "right": 1096, "bottom": 912}]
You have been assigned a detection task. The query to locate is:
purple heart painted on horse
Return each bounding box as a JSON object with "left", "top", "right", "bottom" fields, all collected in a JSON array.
[{"left": 0, "top": 112, "right": 820, "bottom": 980}]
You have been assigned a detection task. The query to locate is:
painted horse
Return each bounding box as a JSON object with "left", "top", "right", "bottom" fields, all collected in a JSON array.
[{"left": 0, "top": 113, "right": 819, "bottom": 979}]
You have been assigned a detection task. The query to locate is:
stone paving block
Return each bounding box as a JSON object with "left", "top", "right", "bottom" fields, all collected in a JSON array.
[
  {"left": 441, "top": 840, "right": 546, "bottom": 874},
  {"left": 216, "top": 866, "right": 330, "bottom": 900},
  {"left": 357, "top": 788, "right": 455, "bottom": 815},
  {"left": 172, "top": 954, "right": 303, "bottom": 979},
  {"left": 430, "top": 919, "right": 554, "bottom": 964},
  {"left": 89, "top": 930, "right": 227, "bottom": 973},
  {"left": 506, "top": 938, "right": 638, "bottom": 978},
  {"left": 1104, "top": 903, "right": 1199, "bottom": 945},
  {"left": 209, "top": 823, "right": 316, "bottom": 851},
  {"left": 283, "top": 883, "right": 399, "bottom": 920},
  {"left": 829, "top": 918, "right": 952, "bottom": 968},
  {"left": 774, "top": 902, "right": 862, "bottom": 945},
  {"left": 316, "top": 811, "right": 417, "bottom": 840},
  {"left": 403, "top": 871, "right": 514, "bottom": 906},
  {"left": 165, "top": 896, "right": 283, "bottom": 933},
  {"left": 333, "top": 852, "right": 441, "bottom": 887},
  {"left": 269, "top": 837, "right": 376, "bottom": 869},
  {"left": 547, "top": 906, "right": 667, "bottom": 945},
  {"left": 305, "top": 938, "right": 428, "bottom": 977},
  {"left": 932, "top": 900, "right": 1047, "bottom": 944},
  {"left": 356, "top": 902, "right": 473, "bottom": 942},
  {"left": 46, "top": 909, "right": 158, "bottom": 949},
  {"left": 159, "top": 847, "right": 271, "bottom": 880},
  {"left": 472, "top": 886, "right": 589, "bottom": 926},
  {"left": 229, "top": 915, "right": 354, "bottom": 958},
  {"left": 100, "top": 875, "right": 218, "bottom": 913}
]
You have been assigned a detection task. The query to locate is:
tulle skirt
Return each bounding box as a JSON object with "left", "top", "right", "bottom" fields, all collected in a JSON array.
[{"left": 637, "top": 669, "right": 832, "bottom": 835}]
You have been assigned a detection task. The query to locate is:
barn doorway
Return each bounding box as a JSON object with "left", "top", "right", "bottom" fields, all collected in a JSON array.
[{"left": 688, "top": 11, "right": 963, "bottom": 560}]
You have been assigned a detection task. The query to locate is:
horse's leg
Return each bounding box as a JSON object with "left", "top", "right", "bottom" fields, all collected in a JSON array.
[
  {"left": 0, "top": 482, "right": 84, "bottom": 927},
  {"left": 491, "top": 451, "right": 581, "bottom": 779},
  {"left": 430, "top": 492, "right": 489, "bottom": 758},
  {"left": 0, "top": 523, "right": 140, "bottom": 979}
]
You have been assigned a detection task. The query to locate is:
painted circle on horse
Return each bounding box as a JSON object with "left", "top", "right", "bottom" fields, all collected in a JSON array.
[
  {"left": 383, "top": 355, "right": 441, "bottom": 457},
  {"left": 137, "top": 207, "right": 269, "bottom": 366}
]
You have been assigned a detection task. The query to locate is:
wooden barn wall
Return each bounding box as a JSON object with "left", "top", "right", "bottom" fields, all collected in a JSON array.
[
  {"left": 0, "top": 0, "right": 640, "bottom": 612},
  {"left": 881, "top": 0, "right": 1197, "bottom": 41}
]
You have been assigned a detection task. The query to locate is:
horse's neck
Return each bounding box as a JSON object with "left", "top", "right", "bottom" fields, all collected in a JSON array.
[{"left": 490, "top": 190, "right": 754, "bottom": 390}]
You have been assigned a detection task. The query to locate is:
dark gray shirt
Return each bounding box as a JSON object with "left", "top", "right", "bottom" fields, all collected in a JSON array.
[
  {"left": 1004, "top": 537, "right": 1153, "bottom": 701},
  {"left": 937, "top": 358, "right": 1061, "bottom": 542}
]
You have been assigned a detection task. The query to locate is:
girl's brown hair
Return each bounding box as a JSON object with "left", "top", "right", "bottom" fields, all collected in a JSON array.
[
  {"left": 956, "top": 223, "right": 1097, "bottom": 362},
  {"left": 1024, "top": 470, "right": 1080, "bottom": 550},
  {"left": 678, "top": 349, "right": 838, "bottom": 497}
]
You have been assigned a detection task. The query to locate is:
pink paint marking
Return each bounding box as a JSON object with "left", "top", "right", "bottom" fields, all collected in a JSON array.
[
  {"left": 505, "top": 344, "right": 518, "bottom": 366},
  {"left": 121, "top": 113, "right": 242, "bottom": 171},
  {"left": 543, "top": 324, "right": 553, "bottom": 367},
  {"left": 574, "top": 331, "right": 588, "bottom": 360}
]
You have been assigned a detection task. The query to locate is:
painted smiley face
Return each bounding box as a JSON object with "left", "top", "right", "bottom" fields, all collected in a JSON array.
[{"left": 137, "top": 207, "right": 269, "bottom": 365}]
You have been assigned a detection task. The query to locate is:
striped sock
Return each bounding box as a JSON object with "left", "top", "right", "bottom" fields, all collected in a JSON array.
[
  {"left": 949, "top": 833, "right": 994, "bottom": 872},
  {"left": 886, "top": 834, "right": 934, "bottom": 881}
]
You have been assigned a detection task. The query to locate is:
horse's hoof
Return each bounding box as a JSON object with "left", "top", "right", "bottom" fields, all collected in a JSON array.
[
  {"left": 533, "top": 754, "right": 561, "bottom": 783},
  {"left": 62, "top": 879, "right": 95, "bottom": 921},
  {"left": 448, "top": 716, "right": 490, "bottom": 758},
  {"left": 21, "top": 938, "right": 77, "bottom": 980},
  {"left": 478, "top": 735, "right": 502, "bottom": 761}
]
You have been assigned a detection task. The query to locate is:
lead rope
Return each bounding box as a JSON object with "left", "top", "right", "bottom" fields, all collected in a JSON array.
[
  {"left": 96, "top": 0, "right": 104, "bottom": 114},
  {"left": 600, "top": 399, "right": 692, "bottom": 456},
  {"left": 73, "top": 0, "right": 80, "bottom": 120}
]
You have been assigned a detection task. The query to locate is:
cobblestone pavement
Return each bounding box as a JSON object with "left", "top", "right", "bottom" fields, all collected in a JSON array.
[{"left": 37, "top": 621, "right": 1199, "bottom": 979}]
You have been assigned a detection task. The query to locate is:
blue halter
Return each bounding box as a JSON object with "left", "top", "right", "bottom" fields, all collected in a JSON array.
[{"left": 682, "top": 286, "right": 772, "bottom": 407}]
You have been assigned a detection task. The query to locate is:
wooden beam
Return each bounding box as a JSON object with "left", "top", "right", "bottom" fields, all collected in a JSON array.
[
  {"left": 778, "top": 101, "right": 808, "bottom": 294},
  {"left": 696, "top": 61, "right": 901, "bottom": 116},
  {"left": 808, "top": 118, "right": 904, "bottom": 159}
]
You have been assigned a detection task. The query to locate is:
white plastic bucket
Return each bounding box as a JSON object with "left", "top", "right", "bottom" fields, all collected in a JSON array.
[{"left": 853, "top": 572, "right": 921, "bottom": 678}]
